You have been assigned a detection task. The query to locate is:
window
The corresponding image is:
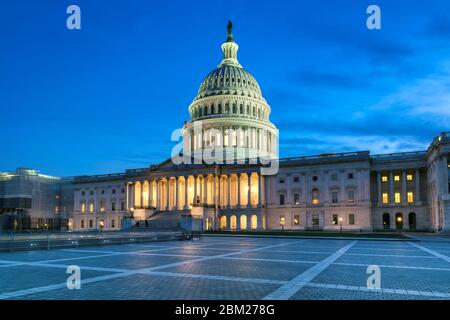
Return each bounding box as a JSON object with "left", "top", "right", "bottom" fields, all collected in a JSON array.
[
  {"left": 121, "top": 188, "right": 125, "bottom": 194},
  {"left": 332, "top": 214, "right": 338, "bottom": 225},
  {"left": 349, "top": 214, "right": 355, "bottom": 225},
  {"left": 81, "top": 191, "right": 86, "bottom": 196},
  {"left": 279, "top": 178, "right": 285, "bottom": 184},
  {"left": 331, "top": 191, "right": 338, "bottom": 204},
  {"left": 312, "top": 176, "right": 318, "bottom": 182},
  {"left": 407, "top": 192, "right": 414, "bottom": 203},
  {"left": 382, "top": 176, "right": 388, "bottom": 182},
  {"left": 90, "top": 190, "right": 94, "bottom": 196},
  {"left": 348, "top": 190, "right": 355, "bottom": 203},
  {"left": 382, "top": 193, "right": 388, "bottom": 204},
  {"left": 111, "top": 219, "right": 116, "bottom": 228},
  {"left": 81, "top": 202, "right": 86, "bottom": 213},
  {"left": 293, "top": 193, "right": 300, "bottom": 205},
  {"left": 111, "top": 202, "right": 116, "bottom": 212},
  {"left": 279, "top": 194, "right": 285, "bottom": 206},
  {"left": 112, "top": 189, "right": 116, "bottom": 194},
  {"left": 394, "top": 175, "right": 400, "bottom": 182},
  {"left": 395, "top": 192, "right": 401, "bottom": 203},
  {"left": 293, "top": 176, "right": 299, "bottom": 183},
  {"left": 407, "top": 174, "right": 413, "bottom": 181},
  {"left": 81, "top": 220, "right": 85, "bottom": 228},
  {"left": 100, "top": 200, "right": 105, "bottom": 212},
  {"left": 89, "top": 202, "right": 94, "bottom": 213},
  {"left": 101, "top": 190, "right": 105, "bottom": 195},
  {"left": 120, "top": 201, "right": 125, "bottom": 211},
  {"left": 348, "top": 173, "right": 354, "bottom": 179},
  {"left": 312, "top": 188, "right": 320, "bottom": 204},
  {"left": 89, "top": 220, "right": 93, "bottom": 228},
  {"left": 331, "top": 173, "right": 338, "bottom": 181},
  {"left": 294, "top": 215, "right": 300, "bottom": 225}
]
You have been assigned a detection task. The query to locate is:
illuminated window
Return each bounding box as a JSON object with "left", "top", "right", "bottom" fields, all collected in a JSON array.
[
  {"left": 348, "top": 190, "right": 355, "bottom": 203},
  {"left": 394, "top": 175, "right": 400, "bottom": 182},
  {"left": 407, "top": 192, "right": 414, "bottom": 203},
  {"left": 89, "top": 202, "right": 94, "bottom": 213},
  {"left": 332, "top": 214, "right": 338, "bottom": 225},
  {"left": 100, "top": 201, "right": 105, "bottom": 212},
  {"left": 382, "top": 193, "right": 388, "bottom": 204},
  {"left": 81, "top": 202, "right": 86, "bottom": 213},
  {"left": 407, "top": 174, "right": 413, "bottom": 181},
  {"left": 395, "top": 192, "right": 401, "bottom": 203},
  {"left": 293, "top": 193, "right": 300, "bottom": 205},
  {"left": 312, "top": 188, "right": 320, "bottom": 204},
  {"left": 382, "top": 176, "right": 388, "bottom": 182}
]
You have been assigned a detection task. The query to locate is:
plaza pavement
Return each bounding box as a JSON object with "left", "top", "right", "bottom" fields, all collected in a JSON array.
[{"left": 0, "top": 235, "right": 450, "bottom": 300}]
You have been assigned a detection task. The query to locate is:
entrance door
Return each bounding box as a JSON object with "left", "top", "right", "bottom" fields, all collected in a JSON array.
[
  {"left": 408, "top": 212, "right": 416, "bottom": 230},
  {"left": 395, "top": 213, "right": 403, "bottom": 230},
  {"left": 382, "top": 213, "right": 390, "bottom": 230}
]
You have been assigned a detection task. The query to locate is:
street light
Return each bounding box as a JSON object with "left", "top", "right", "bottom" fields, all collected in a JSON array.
[
  {"left": 280, "top": 217, "right": 285, "bottom": 231},
  {"left": 339, "top": 217, "right": 343, "bottom": 232},
  {"left": 397, "top": 216, "right": 403, "bottom": 232}
]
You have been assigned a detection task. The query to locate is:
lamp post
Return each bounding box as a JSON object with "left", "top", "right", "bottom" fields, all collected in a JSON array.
[
  {"left": 280, "top": 217, "right": 285, "bottom": 231},
  {"left": 99, "top": 220, "right": 104, "bottom": 234},
  {"left": 397, "top": 216, "right": 403, "bottom": 232},
  {"left": 339, "top": 217, "right": 343, "bottom": 232}
]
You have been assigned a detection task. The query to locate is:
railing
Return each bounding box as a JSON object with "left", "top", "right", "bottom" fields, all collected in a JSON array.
[{"left": 0, "top": 229, "right": 198, "bottom": 252}]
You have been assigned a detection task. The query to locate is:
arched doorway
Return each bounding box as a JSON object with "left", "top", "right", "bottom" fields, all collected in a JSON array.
[
  {"left": 220, "top": 216, "right": 227, "bottom": 230},
  {"left": 240, "top": 215, "right": 247, "bottom": 230},
  {"left": 382, "top": 213, "right": 390, "bottom": 230},
  {"left": 230, "top": 215, "right": 237, "bottom": 230},
  {"left": 205, "top": 217, "right": 213, "bottom": 231},
  {"left": 395, "top": 213, "right": 403, "bottom": 230},
  {"left": 250, "top": 215, "right": 258, "bottom": 230},
  {"left": 408, "top": 212, "right": 416, "bottom": 230}
]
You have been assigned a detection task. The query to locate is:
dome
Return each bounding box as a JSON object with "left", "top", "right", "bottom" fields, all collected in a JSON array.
[{"left": 195, "top": 65, "right": 263, "bottom": 100}]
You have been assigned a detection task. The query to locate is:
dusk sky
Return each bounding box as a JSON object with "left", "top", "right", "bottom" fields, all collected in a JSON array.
[{"left": 1, "top": 0, "right": 449, "bottom": 176}]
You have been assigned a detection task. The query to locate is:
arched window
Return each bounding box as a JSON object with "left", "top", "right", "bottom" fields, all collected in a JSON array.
[
  {"left": 220, "top": 216, "right": 227, "bottom": 230},
  {"left": 251, "top": 215, "right": 258, "bottom": 230},
  {"left": 230, "top": 215, "right": 237, "bottom": 230},
  {"left": 218, "top": 104, "right": 222, "bottom": 114},
  {"left": 408, "top": 212, "right": 416, "bottom": 230},
  {"left": 395, "top": 212, "right": 403, "bottom": 230},
  {"left": 383, "top": 213, "right": 390, "bottom": 230},
  {"left": 240, "top": 215, "right": 247, "bottom": 230},
  {"left": 312, "top": 188, "right": 320, "bottom": 205}
]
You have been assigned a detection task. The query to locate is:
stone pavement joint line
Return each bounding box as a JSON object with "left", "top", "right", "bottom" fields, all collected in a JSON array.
[
  {"left": 408, "top": 242, "right": 450, "bottom": 263},
  {"left": 306, "top": 282, "right": 450, "bottom": 298},
  {"left": 263, "top": 241, "right": 358, "bottom": 300},
  {"left": 0, "top": 240, "right": 304, "bottom": 300}
]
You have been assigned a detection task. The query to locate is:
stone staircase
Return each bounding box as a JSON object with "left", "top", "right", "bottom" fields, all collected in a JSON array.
[{"left": 133, "top": 210, "right": 190, "bottom": 231}]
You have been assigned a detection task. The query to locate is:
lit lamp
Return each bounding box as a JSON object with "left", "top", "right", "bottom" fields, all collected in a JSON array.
[
  {"left": 280, "top": 217, "right": 285, "bottom": 231},
  {"left": 339, "top": 217, "right": 343, "bottom": 232},
  {"left": 397, "top": 216, "right": 403, "bottom": 232},
  {"left": 99, "top": 220, "right": 104, "bottom": 233}
]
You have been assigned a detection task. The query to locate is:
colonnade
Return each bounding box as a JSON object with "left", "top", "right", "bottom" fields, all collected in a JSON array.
[{"left": 127, "top": 172, "right": 263, "bottom": 212}]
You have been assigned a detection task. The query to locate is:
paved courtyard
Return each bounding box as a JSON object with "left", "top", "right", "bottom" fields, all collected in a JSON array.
[{"left": 1, "top": 235, "right": 450, "bottom": 300}]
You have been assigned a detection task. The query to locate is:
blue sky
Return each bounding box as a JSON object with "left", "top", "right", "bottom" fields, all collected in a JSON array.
[{"left": 1, "top": 0, "right": 449, "bottom": 176}]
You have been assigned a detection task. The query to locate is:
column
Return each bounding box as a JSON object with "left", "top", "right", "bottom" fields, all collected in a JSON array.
[
  {"left": 148, "top": 180, "right": 153, "bottom": 208},
  {"left": 402, "top": 170, "right": 407, "bottom": 205},
  {"left": 218, "top": 175, "right": 221, "bottom": 208},
  {"left": 258, "top": 173, "right": 262, "bottom": 208},
  {"left": 237, "top": 173, "right": 241, "bottom": 208},
  {"left": 247, "top": 173, "right": 252, "bottom": 208},
  {"left": 227, "top": 175, "right": 231, "bottom": 209},
  {"left": 184, "top": 176, "right": 189, "bottom": 210},
  {"left": 213, "top": 175, "right": 217, "bottom": 208},
  {"left": 203, "top": 175, "right": 208, "bottom": 205},
  {"left": 377, "top": 172, "right": 382, "bottom": 206},
  {"left": 166, "top": 178, "right": 170, "bottom": 210},
  {"left": 131, "top": 183, "right": 135, "bottom": 210},
  {"left": 389, "top": 171, "right": 394, "bottom": 205},
  {"left": 415, "top": 169, "right": 421, "bottom": 203},
  {"left": 140, "top": 181, "right": 144, "bottom": 209},
  {"left": 175, "top": 176, "right": 179, "bottom": 210},
  {"left": 156, "top": 180, "right": 160, "bottom": 210},
  {"left": 193, "top": 175, "right": 198, "bottom": 205}
]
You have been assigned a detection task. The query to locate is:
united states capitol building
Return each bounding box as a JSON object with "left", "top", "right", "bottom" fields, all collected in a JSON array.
[{"left": 1, "top": 24, "right": 449, "bottom": 233}]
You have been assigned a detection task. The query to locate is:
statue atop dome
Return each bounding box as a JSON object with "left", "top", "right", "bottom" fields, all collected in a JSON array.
[{"left": 226, "top": 20, "right": 234, "bottom": 42}]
